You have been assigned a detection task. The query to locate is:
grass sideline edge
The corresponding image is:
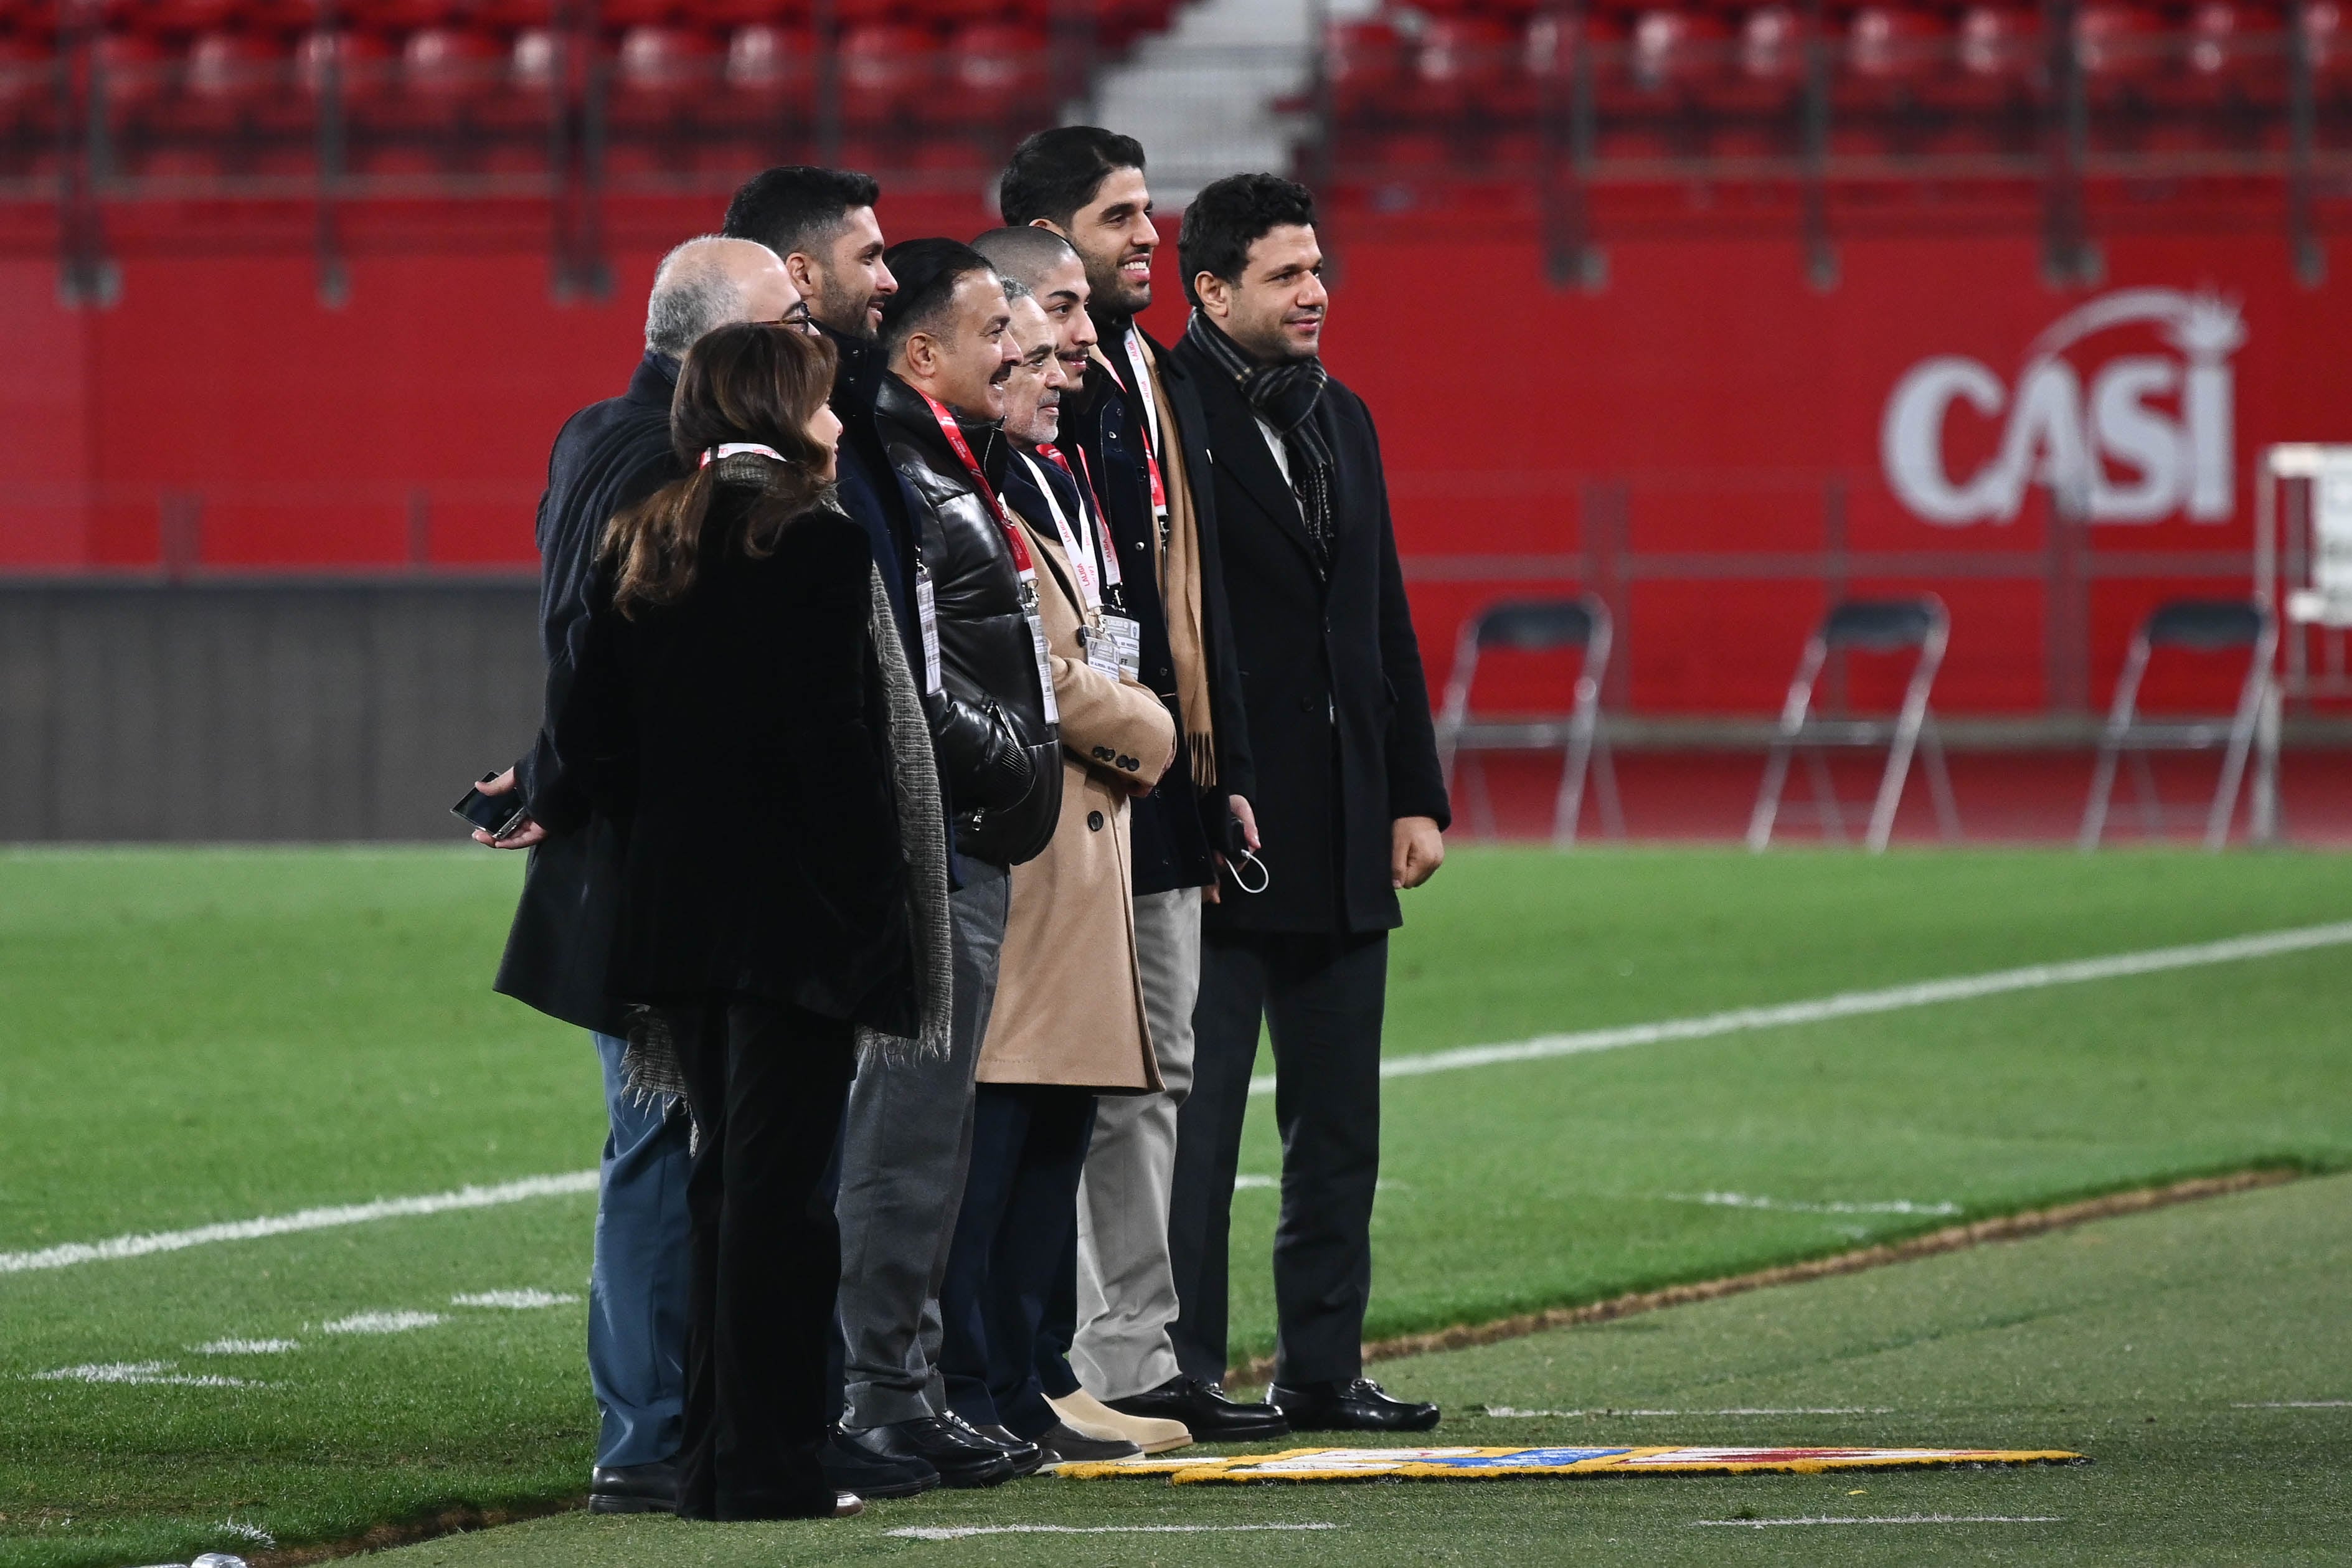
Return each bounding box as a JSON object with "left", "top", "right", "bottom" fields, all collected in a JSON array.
[{"left": 1223, "top": 1164, "right": 2305, "bottom": 1388}]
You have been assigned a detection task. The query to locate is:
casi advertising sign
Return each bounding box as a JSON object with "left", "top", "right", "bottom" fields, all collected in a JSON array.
[{"left": 1879, "top": 288, "right": 2246, "bottom": 527}]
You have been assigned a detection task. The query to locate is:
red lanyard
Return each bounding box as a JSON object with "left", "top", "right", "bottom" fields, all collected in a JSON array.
[
  {"left": 1038, "top": 443, "right": 1123, "bottom": 590},
  {"left": 916, "top": 387, "right": 1034, "bottom": 577},
  {"left": 1096, "top": 335, "right": 1170, "bottom": 519}
]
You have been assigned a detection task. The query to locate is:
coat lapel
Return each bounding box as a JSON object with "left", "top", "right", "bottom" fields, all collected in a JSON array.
[{"left": 1201, "top": 384, "right": 1325, "bottom": 571}]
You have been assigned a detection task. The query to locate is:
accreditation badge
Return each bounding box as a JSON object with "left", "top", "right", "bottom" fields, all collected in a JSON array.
[{"left": 1098, "top": 612, "right": 1143, "bottom": 681}]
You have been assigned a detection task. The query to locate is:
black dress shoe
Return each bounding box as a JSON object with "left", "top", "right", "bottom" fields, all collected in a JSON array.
[
  {"left": 1267, "top": 1377, "right": 1441, "bottom": 1433},
  {"left": 588, "top": 1458, "right": 679, "bottom": 1514},
  {"left": 819, "top": 1427, "right": 940, "bottom": 1500},
  {"left": 836, "top": 1416, "right": 1016, "bottom": 1489},
  {"left": 1105, "top": 1375, "right": 1290, "bottom": 1442},
  {"left": 963, "top": 1420, "right": 1047, "bottom": 1478},
  {"left": 1035, "top": 1422, "right": 1141, "bottom": 1463}
]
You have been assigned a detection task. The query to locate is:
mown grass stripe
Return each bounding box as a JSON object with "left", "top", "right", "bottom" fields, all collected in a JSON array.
[{"left": 1249, "top": 918, "right": 2352, "bottom": 1097}]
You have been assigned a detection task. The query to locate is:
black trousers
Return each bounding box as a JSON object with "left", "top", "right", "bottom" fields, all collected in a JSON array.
[
  {"left": 937, "top": 1082, "right": 1097, "bottom": 1440},
  {"left": 674, "top": 994, "right": 856, "bottom": 1521},
  {"left": 1168, "top": 929, "right": 1387, "bottom": 1388}
]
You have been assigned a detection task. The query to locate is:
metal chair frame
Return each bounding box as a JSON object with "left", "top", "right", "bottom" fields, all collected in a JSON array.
[
  {"left": 1747, "top": 596, "right": 1960, "bottom": 854},
  {"left": 1434, "top": 595, "right": 1625, "bottom": 847},
  {"left": 2079, "top": 599, "right": 2279, "bottom": 852}
]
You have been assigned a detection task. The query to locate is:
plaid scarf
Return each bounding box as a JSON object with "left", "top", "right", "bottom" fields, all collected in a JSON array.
[{"left": 1182, "top": 311, "right": 1334, "bottom": 569}]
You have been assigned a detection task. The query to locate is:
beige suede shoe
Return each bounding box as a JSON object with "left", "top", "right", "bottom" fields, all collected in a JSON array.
[{"left": 1047, "top": 1388, "right": 1193, "bottom": 1454}]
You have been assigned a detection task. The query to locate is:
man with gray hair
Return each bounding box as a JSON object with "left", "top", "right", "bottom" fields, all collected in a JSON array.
[{"left": 467, "top": 233, "right": 808, "bottom": 1518}]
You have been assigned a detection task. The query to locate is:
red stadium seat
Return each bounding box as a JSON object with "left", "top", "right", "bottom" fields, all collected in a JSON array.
[
  {"left": 2076, "top": 2, "right": 2166, "bottom": 88},
  {"left": 602, "top": 0, "right": 682, "bottom": 31},
  {"left": 509, "top": 25, "right": 557, "bottom": 95},
  {"left": 1414, "top": 14, "right": 1519, "bottom": 119},
  {"left": 402, "top": 25, "right": 504, "bottom": 100},
  {"left": 2166, "top": 1, "right": 2284, "bottom": 105},
  {"left": 471, "top": 0, "right": 555, "bottom": 29},
  {"left": 0, "top": 33, "right": 52, "bottom": 125},
  {"left": 932, "top": 20, "right": 1047, "bottom": 127},
  {"left": 839, "top": 21, "right": 933, "bottom": 128},
  {"left": 1525, "top": 9, "right": 1627, "bottom": 105},
  {"left": 184, "top": 27, "right": 280, "bottom": 100},
  {"left": 1328, "top": 17, "right": 1407, "bottom": 121},
  {"left": 2308, "top": 0, "right": 2352, "bottom": 83},
  {"left": 722, "top": 21, "right": 811, "bottom": 93},
  {"left": 1628, "top": 7, "right": 1732, "bottom": 95},
  {"left": 1846, "top": 4, "right": 1947, "bottom": 83},
  {"left": 1929, "top": 3, "right": 2038, "bottom": 107},
  {"left": 833, "top": 0, "right": 905, "bottom": 27},
  {"left": 96, "top": 31, "right": 174, "bottom": 116},
  {"left": 295, "top": 27, "right": 395, "bottom": 100},
  {"left": 1739, "top": 3, "right": 1802, "bottom": 85},
  {"left": 614, "top": 23, "right": 719, "bottom": 95}
]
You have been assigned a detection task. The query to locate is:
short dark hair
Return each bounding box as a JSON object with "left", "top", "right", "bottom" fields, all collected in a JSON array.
[
  {"left": 970, "top": 225, "right": 1079, "bottom": 295},
  {"left": 998, "top": 126, "right": 1146, "bottom": 228},
  {"left": 722, "top": 166, "right": 881, "bottom": 260},
  {"left": 1178, "top": 173, "right": 1316, "bottom": 308},
  {"left": 877, "top": 238, "right": 1001, "bottom": 362}
]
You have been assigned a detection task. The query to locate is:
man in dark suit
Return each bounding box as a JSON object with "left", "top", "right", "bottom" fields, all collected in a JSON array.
[
  {"left": 469, "top": 235, "right": 807, "bottom": 1515},
  {"left": 1168, "top": 173, "right": 1452, "bottom": 1433}
]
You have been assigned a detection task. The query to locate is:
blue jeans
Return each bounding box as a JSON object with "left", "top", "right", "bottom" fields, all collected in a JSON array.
[{"left": 590, "top": 1030, "right": 693, "bottom": 1468}]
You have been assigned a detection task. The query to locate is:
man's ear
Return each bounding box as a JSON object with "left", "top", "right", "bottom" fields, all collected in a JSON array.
[
  {"left": 782, "top": 251, "right": 819, "bottom": 297},
  {"left": 1029, "top": 217, "right": 1070, "bottom": 240},
  {"left": 902, "top": 329, "right": 936, "bottom": 379},
  {"left": 1193, "top": 272, "right": 1230, "bottom": 319}
]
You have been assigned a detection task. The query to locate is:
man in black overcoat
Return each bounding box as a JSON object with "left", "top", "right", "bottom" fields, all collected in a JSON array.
[
  {"left": 1166, "top": 174, "right": 1452, "bottom": 1433},
  {"left": 470, "top": 235, "right": 805, "bottom": 1514}
]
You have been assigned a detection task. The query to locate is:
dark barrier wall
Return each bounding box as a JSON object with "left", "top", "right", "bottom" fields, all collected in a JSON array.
[{"left": 0, "top": 580, "right": 541, "bottom": 841}]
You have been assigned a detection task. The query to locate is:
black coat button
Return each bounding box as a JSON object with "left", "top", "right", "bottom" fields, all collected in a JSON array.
[
  {"left": 1087, "top": 811, "right": 1105, "bottom": 831},
  {"left": 1298, "top": 695, "right": 1315, "bottom": 712}
]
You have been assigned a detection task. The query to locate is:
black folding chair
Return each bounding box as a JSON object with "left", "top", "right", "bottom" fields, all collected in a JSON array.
[
  {"left": 1433, "top": 596, "right": 1624, "bottom": 846},
  {"left": 1747, "top": 597, "right": 1960, "bottom": 854},
  {"left": 2079, "top": 599, "right": 2278, "bottom": 851}
]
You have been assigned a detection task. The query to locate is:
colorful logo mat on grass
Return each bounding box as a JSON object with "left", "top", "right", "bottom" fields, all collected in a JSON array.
[{"left": 1054, "top": 1445, "right": 2088, "bottom": 1485}]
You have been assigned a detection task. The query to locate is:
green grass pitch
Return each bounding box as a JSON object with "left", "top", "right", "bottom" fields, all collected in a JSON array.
[{"left": 4, "top": 846, "right": 2350, "bottom": 1567}]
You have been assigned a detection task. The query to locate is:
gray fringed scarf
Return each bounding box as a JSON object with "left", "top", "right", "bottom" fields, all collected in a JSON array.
[
  {"left": 621, "top": 560, "right": 953, "bottom": 1115},
  {"left": 1182, "top": 309, "right": 1335, "bottom": 569}
]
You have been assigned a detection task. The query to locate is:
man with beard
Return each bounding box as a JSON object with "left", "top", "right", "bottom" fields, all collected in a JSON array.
[
  {"left": 1169, "top": 173, "right": 1449, "bottom": 1433},
  {"left": 720, "top": 168, "right": 919, "bottom": 677},
  {"left": 996, "top": 130, "right": 1277, "bottom": 1445},
  {"left": 471, "top": 235, "right": 808, "bottom": 1516},
  {"left": 825, "top": 239, "right": 1063, "bottom": 1490}
]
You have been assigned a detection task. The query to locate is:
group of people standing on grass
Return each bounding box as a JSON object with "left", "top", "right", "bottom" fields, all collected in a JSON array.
[{"left": 470, "top": 128, "right": 1452, "bottom": 1523}]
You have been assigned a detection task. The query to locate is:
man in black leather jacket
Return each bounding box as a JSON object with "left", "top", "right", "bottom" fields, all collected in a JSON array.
[{"left": 830, "top": 237, "right": 1064, "bottom": 1490}]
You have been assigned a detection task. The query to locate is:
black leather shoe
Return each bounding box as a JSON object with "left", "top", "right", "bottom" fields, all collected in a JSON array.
[
  {"left": 963, "top": 1419, "right": 1047, "bottom": 1478},
  {"left": 1035, "top": 1421, "right": 1141, "bottom": 1463},
  {"left": 1105, "top": 1375, "right": 1291, "bottom": 1442},
  {"left": 836, "top": 1417, "right": 1016, "bottom": 1489},
  {"left": 819, "top": 1427, "right": 940, "bottom": 1500},
  {"left": 588, "top": 1458, "right": 679, "bottom": 1514},
  {"left": 1267, "top": 1377, "right": 1441, "bottom": 1433}
]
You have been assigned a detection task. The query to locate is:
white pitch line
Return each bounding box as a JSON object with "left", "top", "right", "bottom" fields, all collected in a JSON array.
[
  {"left": 2235, "top": 1399, "right": 2351, "bottom": 1409},
  {"left": 1483, "top": 1406, "right": 1894, "bottom": 1418},
  {"left": 1693, "top": 1515, "right": 2062, "bottom": 1528},
  {"left": 886, "top": 1524, "right": 1341, "bottom": 1541},
  {"left": 1250, "top": 919, "right": 2352, "bottom": 1097},
  {"left": 0, "top": 1171, "right": 598, "bottom": 1276}
]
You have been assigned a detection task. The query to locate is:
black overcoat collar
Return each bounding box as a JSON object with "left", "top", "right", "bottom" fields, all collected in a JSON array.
[
  {"left": 625, "top": 349, "right": 679, "bottom": 411},
  {"left": 1191, "top": 355, "right": 1329, "bottom": 572}
]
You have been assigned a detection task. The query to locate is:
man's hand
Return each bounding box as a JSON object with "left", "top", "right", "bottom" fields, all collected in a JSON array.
[
  {"left": 1391, "top": 815, "right": 1443, "bottom": 890},
  {"left": 471, "top": 767, "right": 547, "bottom": 850},
  {"left": 1205, "top": 793, "right": 1261, "bottom": 905}
]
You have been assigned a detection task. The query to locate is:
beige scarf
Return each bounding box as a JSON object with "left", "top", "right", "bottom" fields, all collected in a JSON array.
[{"left": 1125, "top": 346, "right": 1217, "bottom": 790}]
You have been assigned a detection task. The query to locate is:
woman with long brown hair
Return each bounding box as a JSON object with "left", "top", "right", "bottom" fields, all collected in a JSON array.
[{"left": 537, "top": 320, "right": 950, "bottom": 1522}]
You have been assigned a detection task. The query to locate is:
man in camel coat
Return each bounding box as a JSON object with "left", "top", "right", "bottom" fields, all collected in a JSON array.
[{"left": 935, "top": 285, "right": 1177, "bottom": 1467}]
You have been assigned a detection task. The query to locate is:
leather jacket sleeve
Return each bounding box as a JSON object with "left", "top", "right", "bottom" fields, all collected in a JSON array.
[{"left": 922, "top": 677, "right": 1035, "bottom": 811}]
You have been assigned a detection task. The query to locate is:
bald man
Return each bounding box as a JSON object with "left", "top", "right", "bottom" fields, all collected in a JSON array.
[{"left": 474, "top": 234, "right": 811, "bottom": 1518}]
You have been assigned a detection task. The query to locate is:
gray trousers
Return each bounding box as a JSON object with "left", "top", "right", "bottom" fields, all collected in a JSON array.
[
  {"left": 1070, "top": 886, "right": 1201, "bottom": 1400},
  {"left": 836, "top": 857, "right": 1009, "bottom": 1429}
]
